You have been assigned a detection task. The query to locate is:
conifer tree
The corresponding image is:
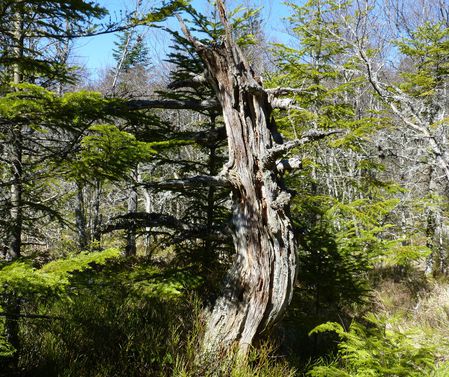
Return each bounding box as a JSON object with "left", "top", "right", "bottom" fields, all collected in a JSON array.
[
  {"left": 159, "top": 6, "right": 230, "bottom": 267},
  {"left": 329, "top": 0, "right": 449, "bottom": 275},
  {"left": 112, "top": 31, "right": 151, "bottom": 72},
  {"left": 0, "top": 1, "right": 187, "bottom": 368},
  {"left": 0, "top": 3, "right": 106, "bottom": 369},
  {"left": 265, "top": 0, "right": 406, "bottom": 356}
]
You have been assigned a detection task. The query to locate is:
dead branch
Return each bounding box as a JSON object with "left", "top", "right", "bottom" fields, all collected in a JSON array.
[
  {"left": 266, "top": 87, "right": 308, "bottom": 96},
  {"left": 127, "top": 98, "right": 220, "bottom": 112},
  {"left": 268, "top": 129, "right": 345, "bottom": 159},
  {"left": 102, "top": 212, "right": 185, "bottom": 233},
  {"left": 276, "top": 157, "right": 303, "bottom": 173},
  {"left": 269, "top": 97, "right": 305, "bottom": 111},
  {"left": 141, "top": 175, "right": 230, "bottom": 190}
]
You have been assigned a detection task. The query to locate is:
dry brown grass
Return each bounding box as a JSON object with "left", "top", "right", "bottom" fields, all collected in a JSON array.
[{"left": 372, "top": 273, "right": 449, "bottom": 371}]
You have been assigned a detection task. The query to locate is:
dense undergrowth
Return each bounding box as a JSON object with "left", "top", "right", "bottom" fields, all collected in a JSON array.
[
  {"left": 1, "top": 248, "right": 449, "bottom": 376},
  {"left": 0, "top": 251, "right": 295, "bottom": 376}
]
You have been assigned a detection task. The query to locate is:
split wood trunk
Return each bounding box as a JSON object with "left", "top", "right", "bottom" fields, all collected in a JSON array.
[{"left": 190, "top": 23, "right": 298, "bottom": 355}]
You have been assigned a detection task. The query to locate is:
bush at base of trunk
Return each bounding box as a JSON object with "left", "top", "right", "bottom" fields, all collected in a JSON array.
[{"left": 13, "top": 256, "right": 296, "bottom": 377}]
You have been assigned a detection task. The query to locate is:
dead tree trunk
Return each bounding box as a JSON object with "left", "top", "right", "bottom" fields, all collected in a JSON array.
[
  {"left": 178, "top": 3, "right": 297, "bottom": 356},
  {"left": 75, "top": 182, "right": 88, "bottom": 250},
  {"left": 91, "top": 179, "right": 102, "bottom": 247},
  {"left": 125, "top": 168, "right": 138, "bottom": 257},
  {"left": 3, "top": 10, "right": 24, "bottom": 371}
]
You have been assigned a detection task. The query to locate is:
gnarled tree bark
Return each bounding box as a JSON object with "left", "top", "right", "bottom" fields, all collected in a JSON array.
[{"left": 178, "top": 2, "right": 297, "bottom": 356}]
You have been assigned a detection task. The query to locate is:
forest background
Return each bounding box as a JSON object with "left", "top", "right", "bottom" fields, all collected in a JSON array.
[{"left": 1, "top": 0, "right": 449, "bottom": 376}]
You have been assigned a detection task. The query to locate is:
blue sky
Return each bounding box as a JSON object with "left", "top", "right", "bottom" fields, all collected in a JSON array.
[{"left": 73, "top": 0, "right": 293, "bottom": 76}]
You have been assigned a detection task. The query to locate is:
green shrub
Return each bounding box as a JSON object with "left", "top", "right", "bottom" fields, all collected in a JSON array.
[{"left": 308, "top": 314, "right": 440, "bottom": 376}]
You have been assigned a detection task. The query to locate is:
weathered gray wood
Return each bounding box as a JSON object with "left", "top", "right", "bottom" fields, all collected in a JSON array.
[{"left": 178, "top": 2, "right": 297, "bottom": 356}]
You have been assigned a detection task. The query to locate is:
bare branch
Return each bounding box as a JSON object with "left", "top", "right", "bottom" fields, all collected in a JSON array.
[
  {"left": 266, "top": 87, "right": 308, "bottom": 96},
  {"left": 141, "top": 175, "right": 230, "bottom": 191},
  {"left": 176, "top": 14, "right": 206, "bottom": 50},
  {"left": 126, "top": 98, "right": 220, "bottom": 112},
  {"left": 269, "top": 97, "right": 305, "bottom": 111},
  {"left": 276, "top": 157, "right": 302, "bottom": 173},
  {"left": 268, "top": 129, "right": 345, "bottom": 160},
  {"left": 216, "top": 0, "right": 232, "bottom": 45}
]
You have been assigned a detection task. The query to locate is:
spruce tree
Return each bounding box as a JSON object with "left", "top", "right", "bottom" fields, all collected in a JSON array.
[
  {"left": 0, "top": 3, "right": 106, "bottom": 369},
  {"left": 267, "top": 0, "right": 409, "bottom": 357}
]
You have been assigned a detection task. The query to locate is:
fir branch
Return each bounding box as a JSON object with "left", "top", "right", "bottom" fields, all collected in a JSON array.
[
  {"left": 102, "top": 212, "right": 185, "bottom": 233},
  {"left": 126, "top": 98, "right": 220, "bottom": 112},
  {"left": 167, "top": 73, "right": 208, "bottom": 89},
  {"left": 141, "top": 175, "right": 230, "bottom": 190},
  {"left": 177, "top": 126, "right": 227, "bottom": 147}
]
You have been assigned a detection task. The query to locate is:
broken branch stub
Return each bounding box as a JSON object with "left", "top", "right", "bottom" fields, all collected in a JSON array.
[{"left": 177, "top": 1, "right": 297, "bottom": 357}]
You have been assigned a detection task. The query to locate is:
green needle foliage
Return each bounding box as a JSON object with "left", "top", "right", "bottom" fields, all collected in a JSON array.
[
  {"left": 112, "top": 31, "right": 151, "bottom": 71},
  {"left": 267, "top": 0, "right": 429, "bottom": 362},
  {"left": 308, "top": 314, "right": 443, "bottom": 376},
  {"left": 0, "top": 248, "right": 120, "bottom": 357},
  {"left": 395, "top": 21, "right": 449, "bottom": 98},
  {"left": 0, "top": 0, "right": 107, "bottom": 85},
  {"left": 14, "top": 256, "right": 205, "bottom": 376},
  {"left": 2, "top": 0, "right": 449, "bottom": 375},
  {"left": 70, "top": 124, "right": 158, "bottom": 183},
  {"left": 0, "top": 248, "right": 120, "bottom": 298}
]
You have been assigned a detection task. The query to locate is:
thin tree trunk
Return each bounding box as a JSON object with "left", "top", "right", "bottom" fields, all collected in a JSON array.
[
  {"left": 7, "top": 7, "right": 24, "bottom": 261},
  {"left": 179, "top": 3, "right": 297, "bottom": 356},
  {"left": 204, "top": 115, "right": 218, "bottom": 263},
  {"left": 143, "top": 188, "right": 152, "bottom": 256},
  {"left": 3, "top": 9, "right": 24, "bottom": 371},
  {"left": 75, "top": 182, "right": 88, "bottom": 250},
  {"left": 91, "top": 179, "right": 102, "bottom": 247},
  {"left": 7, "top": 129, "right": 23, "bottom": 261},
  {"left": 125, "top": 169, "right": 138, "bottom": 257}
]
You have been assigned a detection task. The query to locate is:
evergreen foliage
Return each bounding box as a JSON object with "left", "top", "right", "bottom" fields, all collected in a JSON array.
[
  {"left": 308, "top": 315, "right": 444, "bottom": 376},
  {"left": 0, "top": 0, "right": 107, "bottom": 84},
  {"left": 264, "top": 1, "right": 440, "bottom": 365},
  {"left": 157, "top": 6, "right": 232, "bottom": 272},
  {"left": 71, "top": 124, "right": 157, "bottom": 182},
  {"left": 1, "top": 0, "right": 449, "bottom": 375},
  {"left": 395, "top": 21, "right": 449, "bottom": 98},
  {"left": 0, "top": 248, "right": 120, "bottom": 358},
  {"left": 112, "top": 31, "right": 151, "bottom": 71}
]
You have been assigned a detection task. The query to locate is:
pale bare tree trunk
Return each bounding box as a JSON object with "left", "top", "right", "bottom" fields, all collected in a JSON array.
[
  {"left": 178, "top": 2, "right": 297, "bottom": 356},
  {"left": 7, "top": 7, "right": 24, "bottom": 261},
  {"left": 125, "top": 168, "right": 138, "bottom": 256},
  {"left": 7, "top": 129, "right": 22, "bottom": 261},
  {"left": 143, "top": 187, "right": 152, "bottom": 256},
  {"left": 203, "top": 114, "right": 219, "bottom": 263},
  {"left": 4, "top": 9, "right": 24, "bottom": 371}
]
